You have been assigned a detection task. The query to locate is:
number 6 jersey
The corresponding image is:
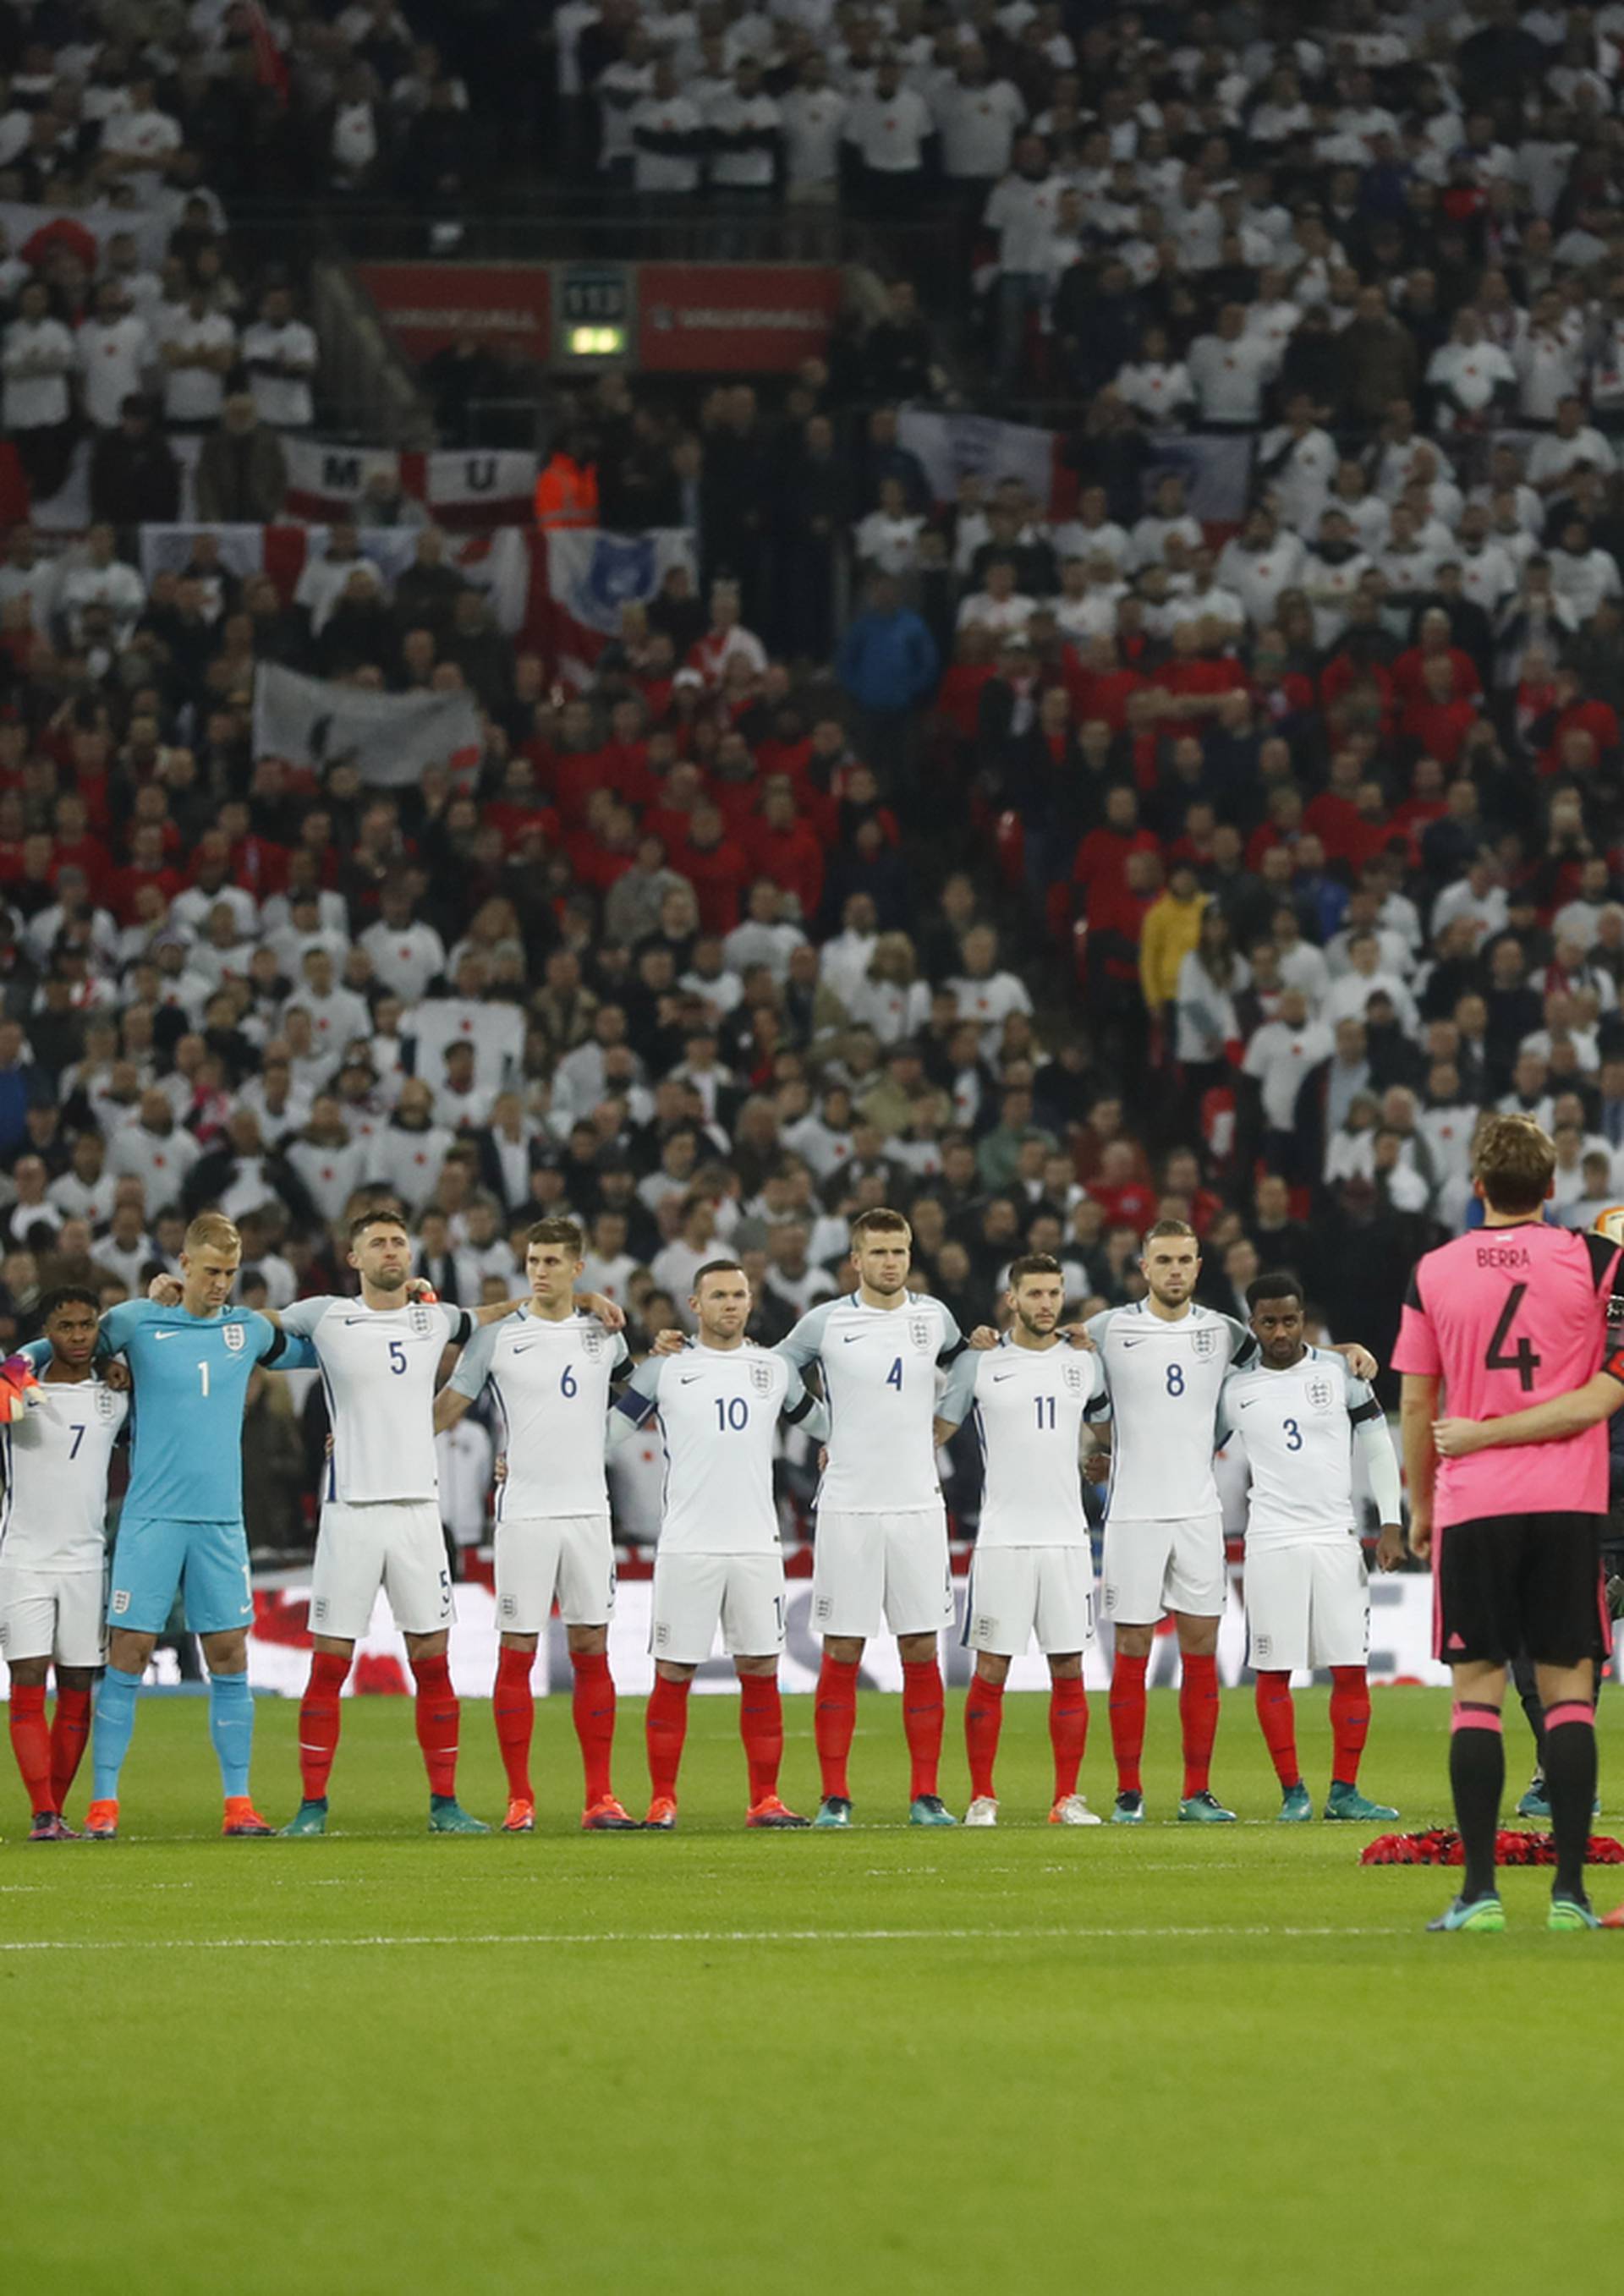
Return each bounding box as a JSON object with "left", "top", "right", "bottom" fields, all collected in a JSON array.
[{"left": 1083, "top": 1301, "right": 1253, "bottom": 1523}]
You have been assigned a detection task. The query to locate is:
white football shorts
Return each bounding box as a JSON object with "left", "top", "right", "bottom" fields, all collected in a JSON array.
[
  {"left": 811, "top": 1507, "right": 955, "bottom": 1640},
  {"left": 963, "top": 1545, "right": 1095, "bottom": 1657},
  {"left": 0, "top": 1563, "right": 106, "bottom": 1667},
  {"left": 650, "top": 1550, "right": 786, "bottom": 1667},
  {"left": 310, "top": 1499, "right": 453, "bottom": 1641},
  {"left": 495, "top": 1512, "right": 615, "bottom": 1634},
  {"left": 1244, "top": 1538, "right": 1369, "bottom": 1672},
  {"left": 1101, "top": 1514, "right": 1225, "bottom": 1625}
]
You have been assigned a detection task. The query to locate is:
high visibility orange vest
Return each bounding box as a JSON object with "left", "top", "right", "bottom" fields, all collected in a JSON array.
[{"left": 534, "top": 455, "right": 599, "bottom": 529}]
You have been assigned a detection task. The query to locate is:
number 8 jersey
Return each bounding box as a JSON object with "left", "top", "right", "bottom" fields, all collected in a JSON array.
[{"left": 1083, "top": 1301, "right": 1252, "bottom": 1522}]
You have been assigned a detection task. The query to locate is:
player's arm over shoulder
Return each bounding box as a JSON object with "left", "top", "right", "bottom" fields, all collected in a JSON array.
[
  {"left": 774, "top": 1301, "right": 832, "bottom": 1370},
  {"left": 611, "top": 1353, "right": 664, "bottom": 1430},
  {"left": 253, "top": 1308, "right": 318, "bottom": 1370},
  {"left": 781, "top": 1362, "right": 830, "bottom": 1442},
  {"left": 1433, "top": 1357, "right": 1624, "bottom": 1455},
  {"left": 436, "top": 1318, "right": 497, "bottom": 1431}
]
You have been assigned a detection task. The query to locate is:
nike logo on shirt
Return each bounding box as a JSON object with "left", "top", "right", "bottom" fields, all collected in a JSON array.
[
  {"left": 680, "top": 1373, "right": 702, "bottom": 1384},
  {"left": 992, "top": 1373, "right": 1016, "bottom": 1382},
  {"left": 152, "top": 1330, "right": 182, "bottom": 1341},
  {"left": 842, "top": 1334, "right": 864, "bottom": 1344}
]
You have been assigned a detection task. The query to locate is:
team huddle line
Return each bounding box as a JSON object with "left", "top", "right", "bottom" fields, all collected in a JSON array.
[{"left": 0, "top": 1200, "right": 1430, "bottom": 1846}]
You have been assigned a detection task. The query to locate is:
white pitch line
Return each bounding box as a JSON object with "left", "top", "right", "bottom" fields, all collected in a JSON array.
[{"left": 0, "top": 1923, "right": 1398, "bottom": 1953}]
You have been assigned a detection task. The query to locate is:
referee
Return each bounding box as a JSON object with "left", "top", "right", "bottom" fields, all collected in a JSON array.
[{"left": 1395, "top": 1115, "right": 1619, "bottom": 1934}]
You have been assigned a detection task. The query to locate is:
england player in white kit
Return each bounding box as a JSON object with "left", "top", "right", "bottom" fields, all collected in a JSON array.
[
  {"left": 776, "top": 1208, "right": 977, "bottom": 1829},
  {"left": 1220, "top": 1272, "right": 1402, "bottom": 1823},
  {"left": 615, "top": 1259, "right": 828, "bottom": 1828},
  {"left": 0, "top": 1287, "right": 124, "bottom": 1838},
  {"left": 436, "top": 1216, "right": 641, "bottom": 1834},
  {"left": 274, "top": 1208, "right": 529, "bottom": 1836},
  {"left": 937, "top": 1256, "right": 1106, "bottom": 1827},
  {"left": 1085, "top": 1221, "right": 1254, "bottom": 1826}
]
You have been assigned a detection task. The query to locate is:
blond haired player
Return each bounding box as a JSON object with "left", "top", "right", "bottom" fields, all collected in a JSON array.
[{"left": 15, "top": 1214, "right": 317, "bottom": 1839}]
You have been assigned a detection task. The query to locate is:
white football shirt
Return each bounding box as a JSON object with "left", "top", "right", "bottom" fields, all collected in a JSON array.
[
  {"left": 449, "top": 1308, "right": 628, "bottom": 1521},
  {"left": 971, "top": 1338, "right": 1103, "bottom": 1548},
  {"left": 777, "top": 1291, "right": 966, "bottom": 1514},
  {"left": 1084, "top": 1301, "right": 1251, "bottom": 1522},
  {"left": 0, "top": 1375, "right": 127, "bottom": 1570},
  {"left": 617, "top": 1345, "right": 820, "bottom": 1554},
  {"left": 1219, "top": 1346, "right": 1382, "bottom": 1548},
  {"left": 281, "top": 1295, "right": 474, "bottom": 1504}
]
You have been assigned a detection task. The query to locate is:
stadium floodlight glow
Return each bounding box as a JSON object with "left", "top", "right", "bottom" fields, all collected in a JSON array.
[{"left": 567, "top": 323, "right": 628, "bottom": 358}]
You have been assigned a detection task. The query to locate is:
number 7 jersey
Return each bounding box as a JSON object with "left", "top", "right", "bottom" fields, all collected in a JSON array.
[{"left": 1083, "top": 1301, "right": 1252, "bottom": 1522}]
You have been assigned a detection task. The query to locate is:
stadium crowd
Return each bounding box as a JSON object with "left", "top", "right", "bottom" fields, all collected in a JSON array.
[{"left": 8, "top": 0, "right": 1624, "bottom": 1564}]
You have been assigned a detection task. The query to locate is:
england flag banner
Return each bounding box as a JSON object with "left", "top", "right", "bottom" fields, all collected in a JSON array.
[
  {"left": 543, "top": 527, "right": 695, "bottom": 682},
  {"left": 252, "top": 661, "right": 484, "bottom": 786}
]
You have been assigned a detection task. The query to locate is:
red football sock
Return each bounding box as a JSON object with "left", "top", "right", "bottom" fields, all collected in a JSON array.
[
  {"left": 492, "top": 1645, "right": 535, "bottom": 1803},
  {"left": 299, "top": 1650, "right": 350, "bottom": 1800},
  {"left": 1109, "top": 1649, "right": 1149, "bottom": 1795},
  {"left": 1049, "top": 1676, "right": 1089, "bottom": 1802},
  {"left": 1254, "top": 1669, "right": 1300, "bottom": 1789},
  {"left": 645, "top": 1673, "right": 690, "bottom": 1803},
  {"left": 48, "top": 1685, "right": 92, "bottom": 1811},
  {"left": 1180, "top": 1652, "right": 1221, "bottom": 1797},
  {"left": 8, "top": 1683, "right": 52, "bottom": 1814},
  {"left": 814, "top": 1654, "right": 859, "bottom": 1799},
  {"left": 738, "top": 1673, "right": 783, "bottom": 1805},
  {"left": 902, "top": 1658, "right": 944, "bottom": 1799},
  {"left": 1330, "top": 1665, "right": 1371, "bottom": 1789},
  {"left": 411, "top": 1652, "right": 459, "bottom": 1799},
  {"left": 964, "top": 1671, "right": 1004, "bottom": 1800},
  {"left": 571, "top": 1650, "right": 617, "bottom": 1807}
]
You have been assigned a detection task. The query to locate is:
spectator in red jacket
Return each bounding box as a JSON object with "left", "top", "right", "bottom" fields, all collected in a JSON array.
[
  {"left": 748, "top": 784, "right": 825, "bottom": 921},
  {"left": 678, "top": 801, "right": 750, "bottom": 934}
]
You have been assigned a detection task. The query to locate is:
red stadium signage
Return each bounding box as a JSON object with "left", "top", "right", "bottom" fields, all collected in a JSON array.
[
  {"left": 354, "top": 262, "right": 552, "bottom": 360},
  {"left": 635, "top": 264, "right": 842, "bottom": 371}
]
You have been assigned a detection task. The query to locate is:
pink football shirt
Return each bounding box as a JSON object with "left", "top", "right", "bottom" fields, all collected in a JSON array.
[{"left": 1391, "top": 1222, "right": 1620, "bottom": 1527}]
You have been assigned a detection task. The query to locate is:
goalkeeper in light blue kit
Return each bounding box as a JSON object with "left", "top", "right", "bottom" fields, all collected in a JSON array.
[{"left": 19, "top": 1212, "right": 315, "bottom": 1839}]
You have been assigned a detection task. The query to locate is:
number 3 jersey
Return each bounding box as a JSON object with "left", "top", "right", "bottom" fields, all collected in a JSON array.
[
  {"left": 971, "top": 1340, "right": 1104, "bottom": 1547},
  {"left": 1217, "top": 1347, "right": 1383, "bottom": 1548},
  {"left": 279, "top": 1295, "right": 474, "bottom": 1504},
  {"left": 0, "top": 1376, "right": 128, "bottom": 1570},
  {"left": 448, "top": 1308, "right": 630, "bottom": 1519},
  {"left": 1083, "top": 1301, "right": 1252, "bottom": 1522},
  {"left": 615, "top": 1345, "right": 821, "bottom": 1553}
]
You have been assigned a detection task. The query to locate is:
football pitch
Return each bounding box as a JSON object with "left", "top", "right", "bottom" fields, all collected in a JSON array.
[{"left": 3, "top": 1686, "right": 1617, "bottom": 2296}]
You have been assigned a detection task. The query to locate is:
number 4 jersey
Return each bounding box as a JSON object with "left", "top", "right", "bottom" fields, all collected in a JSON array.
[
  {"left": 1392, "top": 1221, "right": 1621, "bottom": 1528},
  {"left": 1083, "top": 1301, "right": 1253, "bottom": 1522}
]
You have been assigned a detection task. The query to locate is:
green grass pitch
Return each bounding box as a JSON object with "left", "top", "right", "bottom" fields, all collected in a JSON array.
[{"left": 2, "top": 1685, "right": 1618, "bottom": 2296}]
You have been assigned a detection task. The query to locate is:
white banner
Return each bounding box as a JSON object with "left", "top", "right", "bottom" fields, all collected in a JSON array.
[
  {"left": 897, "top": 408, "right": 1057, "bottom": 511},
  {"left": 251, "top": 660, "right": 483, "bottom": 785}
]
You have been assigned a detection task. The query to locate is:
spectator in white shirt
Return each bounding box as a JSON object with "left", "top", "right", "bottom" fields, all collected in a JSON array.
[
  {"left": 1256, "top": 392, "right": 1338, "bottom": 534},
  {"left": 984, "top": 134, "right": 1065, "bottom": 386},
  {"left": 843, "top": 58, "right": 935, "bottom": 213},
  {"left": 1515, "top": 293, "right": 1584, "bottom": 422},
  {"left": 948, "top": 923, "right": 1033, "bottom": 1056},
  {"left": 705, "top": 56, "right": 782, "bottom": 193},
  {"left": 955, "top": 556, "right": 1035, "bottom": 638},
  {"left": 1527, "top": 394, "right": 1617, "bottom": 493},
  {"left": 1113, "top": 322, "right": 1194, "bottom": 426},
  {"left": 99, "top": 75, "right": 182, "bottom": 198},
  {"left": 1549, "top": 518, "right": 1623, "bottom": 623},
  {"left": 76, "top": 280, "right": 153, "bottom": 431},
  {"left": 780, "top": 54, "right": 849, "bottom": 202},
  {"left": 629, "top": 61, "right": 706, "bottom": 195},
  {"left": 854, "top": 475, "right": 924, "bottom": 576},
  {"left": 1188, "top": 300, "right": 1277, "bottom": 426},
  {"left": 239, "top": 285, "right": 317, "bottom": 430},
  {"left": 2, "top": 281, "right": 76, "bottom": 497},
  {"left": 1130, "top": 472, "right": 1202, "bottom": 573},
  {"left": 1425, "top": 306, "right": 1516, "bottom": 434},
  {"left": 156, "top": 285, "right": 236, "bottom": 430},
  {"left": 1216, "top": 504, "right": 1306, "bottom": 626},
  {"left": 933, "top": 47, "right": 1023, "bottom": 192},
  {"left": 57, "top": 526, "right": 146, "bottom": 649}
]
